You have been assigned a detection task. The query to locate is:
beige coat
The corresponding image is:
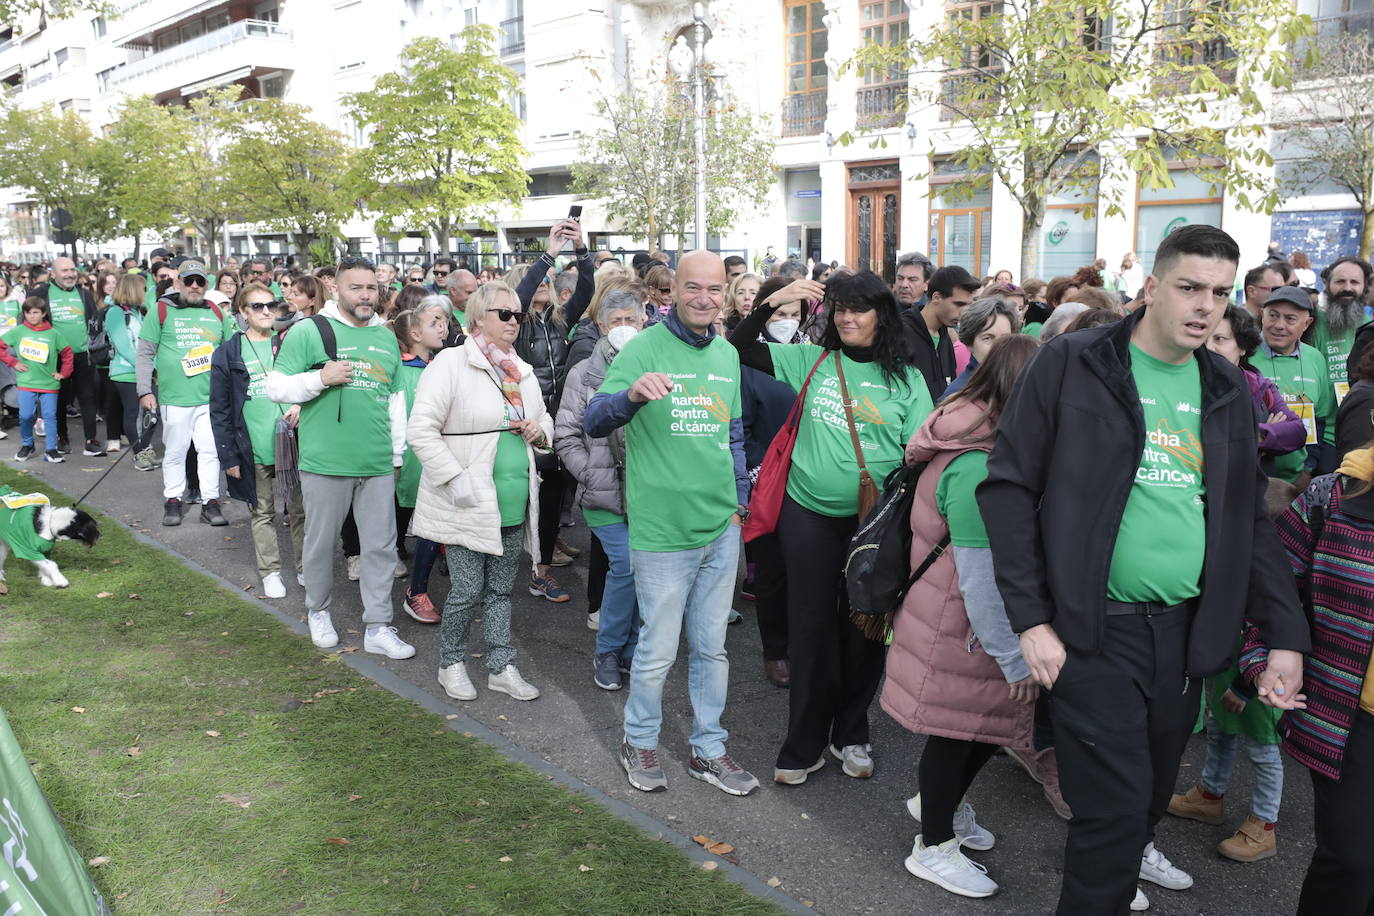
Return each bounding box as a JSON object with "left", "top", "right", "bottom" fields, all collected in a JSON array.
[{"left": 406, "top": 337, "right": 552, "bottom": 565}]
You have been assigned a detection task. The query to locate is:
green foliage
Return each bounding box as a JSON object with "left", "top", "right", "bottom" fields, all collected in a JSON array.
[
  {"left": 0, "top": 105, "right": 114, "bottom": 246},
  {"left": 344, "top": 30, "right": 528, "bottom": 254},
  {"left": 170, "top": 88, "right": 247, "bottom": 265},
  {"left": 221, "top": 98, "right": 354, "bottom": 259},
  {"left": 852, "top": 0, "right": 1314, "bottom": 275},
  {"left": 571, "top": 75, "right": 777, "bottom": 249},
  {"left": 100, "top": 96, "right": 184, "bottom": 249}
]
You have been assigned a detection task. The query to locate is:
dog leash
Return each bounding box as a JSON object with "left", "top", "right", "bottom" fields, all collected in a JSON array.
[{"left": 72, "top": 445, "right": 132, "bottom": 508}]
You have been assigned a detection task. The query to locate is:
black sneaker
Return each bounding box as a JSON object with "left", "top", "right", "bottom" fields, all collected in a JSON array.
[
  {"left": 43, "top": 449, "right": 64, "bottom": 463},
  {"left": 56, "top": 439, "right": 72, "bottom": 455},
  {"left": 200, "top": 499, "right": 227, "bottom": 526},
  {"left": 594, "top": 652, "right": 622, "bottom": 691},
  {"left": 162, "top": 497, "right": 183, "bottom": 527},
  {"left": 14, "top": 444, "right": 34, "bottom": 461},
  {"left": 82, "top": 440, "right": 106, "bottom": 457}
]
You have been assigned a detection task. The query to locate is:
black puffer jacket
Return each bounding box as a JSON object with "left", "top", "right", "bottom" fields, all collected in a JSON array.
[{"left": 514, "top": 249, "right": 594, "bottom": 411}]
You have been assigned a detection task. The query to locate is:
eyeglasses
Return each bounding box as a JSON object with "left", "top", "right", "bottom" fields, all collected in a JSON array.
[
  {"left": 657, "top": 287, "right": 672, "bottom": 295},
  {"left": 182, "top": 276, "right": 207, "bottom": 287},
  {"left": 407, "top": 276, "right": 424, "bottom": 283},
  {"left": 432, "top": 270, "right": 450, "bottom": 278},
  {"left": 494, "top": 308, "right": 526, "bottom": 324},
  {"left": 245, "top": 301, "right": 274, "bottom": 313}
]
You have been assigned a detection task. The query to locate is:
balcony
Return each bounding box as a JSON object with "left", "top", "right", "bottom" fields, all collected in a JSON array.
[
  {"left": 1294, "top": 11, "right": 1374, "bottom": 70},
  {"left": 499, "top": 16, "right": 524, "bottom": 55},
  {"left": 856, "top": 81, "right": 905, "bottom": 129},
  {"left": 782, "top": 88, "right": 826, "bottom": 138},
  {"left": 109, "top": 19, "right": 293, "bottom": 96}
]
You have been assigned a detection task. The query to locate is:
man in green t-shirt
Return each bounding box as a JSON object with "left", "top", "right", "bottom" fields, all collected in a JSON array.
[
  {"left": 1256, "top": 286, "right": 1338, "bottom": 483},
  {"left": 266, "top": 256, "right": 413, "bottom": 663},
  {"left": 1310, "top": 256, "right": 1371, "bottom": 392},
  {"left": 136, "top": 259, "right": 237, "bottom": 527},
  {"left": 585, "top": 249, "right": 757, "bottom": 798},
  {"left": 36, "top": 256, "right": 102, "bottom": 456},
  {"left": 978, "top": 225, "right": 1309, "bottom": 913}
]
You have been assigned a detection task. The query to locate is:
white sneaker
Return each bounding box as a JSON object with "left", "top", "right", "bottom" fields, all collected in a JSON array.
[
  {"left": 106, "top": 439, "right": 120, "bottom": 452},
  {"left": 307, "top": 611, "right": 338, "bottom": 649},
  {"left": 831, "top": 742, "right": 874, "bottom": 778},
  {"left": 438, "top": 663, "right": 477, "bottom": 701},
  {"left": 906, "top": 793, "right": 995, "bottom": 851},
  {"left": 394, "top": 558, "right": 407, "bottom": 578},
  {"left": 488, "top": 664, "right": 539, "bottom": 700},
  {"left": 904, "top": 835, "right": 998, "bottom": 898},
  {"left": 1131, "top": 886, "right": 1149, "bottom": 911},
  {"left": 773, "top": 756, "right": 826, "bottom": 786},
  {"left": 262, "top": 572, "right": 286, "bottom": 599},
  {"left": 1139, "top": 842, "right": 1193, "bottom": 890},
  {"left": 297, "top": 572, "right": 305, "bottom": 586},
  {"left": 346, "top": 555, "right": 361, "bottom": 581},
  {"left": 586, "top": 610, "right": 600, "bottom": 630},
  {"left": 363, "top": 626, "right": 415, "bottom": 659}
]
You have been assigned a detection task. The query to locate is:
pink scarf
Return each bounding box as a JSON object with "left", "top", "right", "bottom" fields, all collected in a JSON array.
[{"left": 471, "top": 331, "right": 524, "bottom": 419}]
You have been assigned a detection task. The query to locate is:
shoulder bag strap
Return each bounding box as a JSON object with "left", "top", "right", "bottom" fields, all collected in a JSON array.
[{"left": 835, "top": 352, "right": 873, "bottom": 480}]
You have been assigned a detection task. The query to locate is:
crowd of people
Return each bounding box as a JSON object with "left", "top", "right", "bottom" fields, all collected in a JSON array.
[{"left": 3, "top": 222, "right": 1374, "bottom": 914}]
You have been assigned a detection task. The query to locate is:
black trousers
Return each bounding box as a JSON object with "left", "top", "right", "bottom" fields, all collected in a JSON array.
[
  {"left": 57, "top": 351, "right": 99, "bottom": 444},
  {"left": 746, "top": 533, "right": 789, "bottom": 662},
  {"left": 918, "top": 736, "right": 1001, "bottom": 844},
  {"left": 587, "top": 533, "right": 608, "bottom": 611},
  {"left": 112, "top": 381, "right": 155, "bottom": 453},
  {"left": 1298, "top": 709, "right": 1374, "bottom": 915},
  {"left": 775, "top": 494, "right": 885, "bottom": 769},
  {"left": 1051, "top": 608, "right": 1200, "bottom": 915},
  {"left": 536, "top": 462, "right": 564, "bottom": 566}
]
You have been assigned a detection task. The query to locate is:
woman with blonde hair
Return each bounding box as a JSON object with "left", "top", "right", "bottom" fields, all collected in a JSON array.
[
  {"left": 643, "top": 263, "right": 675, "bottom": 322},
  {"left": 107, "top": 273, "right": 159, "bottom": 468},
  {"left": 408, "top": 282, "right": 553, "bottom": 702},
  {"left": 724, "top": 272, "right": 762, "bottom": 329}
]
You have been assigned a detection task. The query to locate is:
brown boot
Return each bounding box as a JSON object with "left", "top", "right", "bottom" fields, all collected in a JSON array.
[
  {"left": 763, "top": 659, "right": 790, "bottom": 688},
  {"left": 1169, "top": 784, "right": 1225, "bottom": 825},
  {"left": 1218, "top": 815, "right": 1276, "bottom": 862},
  {"left": 1038, "top": 748, "right": 1073, "bottom": 820}
]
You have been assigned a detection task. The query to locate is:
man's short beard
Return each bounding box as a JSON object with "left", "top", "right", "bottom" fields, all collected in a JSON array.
[
  {"left": 1325, "top": 294, "right": 1365, "bottom": 333},
  {"left": 182, "top": 287, "right": 204, "bottom": 305}
]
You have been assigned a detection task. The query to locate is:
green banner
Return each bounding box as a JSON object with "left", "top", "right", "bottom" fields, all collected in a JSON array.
[{"left": 0, "top": 709, "right": 109, "bottom": 916}]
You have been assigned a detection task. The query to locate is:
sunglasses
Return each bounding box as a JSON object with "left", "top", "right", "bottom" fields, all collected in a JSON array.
[
  {"left": 494, "top": 308, "right": 527, "bottom": 324},
  {"left": 245, "top": 301, "right": 274, "bottom": 313},
  {"left": 432, "top": 270, "right": 450, "bottom": 278},
  {"left": 182, "top": 276, "right": 207, "bottom": 287},
  {"left": 657, "top": 287, "right": 672, "bottom": 294}
]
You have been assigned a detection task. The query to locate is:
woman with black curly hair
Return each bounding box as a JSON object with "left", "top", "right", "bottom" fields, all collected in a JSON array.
[{"left": 731, "top": 270, "right": 934, "bottom": 785}]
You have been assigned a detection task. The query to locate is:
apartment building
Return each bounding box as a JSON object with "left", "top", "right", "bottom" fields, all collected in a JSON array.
[{"left": 0, "top": 0, "right": 1367, "bottom": 277}]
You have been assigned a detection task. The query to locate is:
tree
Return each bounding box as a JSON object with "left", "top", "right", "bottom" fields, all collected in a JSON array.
[
  {"left": 1277, "top": 33, "right": 1374, "bottom": 259},
  {"left": 101, "top": 96, "right": 185, "bottom": 259},
  {"left": 222, "top": 98, "right": 354, "bottom": 261},
  {"left": 344, "top": 30, "right": 528, "bottom": 255},
  {"left": 571, "top": 75, "right": 776, "bottom": 253},
  {"left": 169, "top": 88, "right": 245, "bottom": 267},
  {"left": 853, "top": 0, "right": 1313, "bottom": 277},
  {"left": 0, "top": 104, "right": 114, "bottom": 250}
]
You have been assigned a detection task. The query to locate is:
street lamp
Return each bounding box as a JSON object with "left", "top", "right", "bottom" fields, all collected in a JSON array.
[{"left": 690, "top": 2, "right": 711, "bottom": 252}]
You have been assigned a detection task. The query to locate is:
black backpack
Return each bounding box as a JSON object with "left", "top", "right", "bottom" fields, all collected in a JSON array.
[{"left": 845, "top": 462, "right": 948, "bottom": 641}]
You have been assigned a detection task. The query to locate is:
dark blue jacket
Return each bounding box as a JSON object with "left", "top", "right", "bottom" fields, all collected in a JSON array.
[
  {"left": 741, "top": 366, "right": 795, "bottom": 472},
  {"left": 209, "top": 332, "right": 274, "bottom": 508}
]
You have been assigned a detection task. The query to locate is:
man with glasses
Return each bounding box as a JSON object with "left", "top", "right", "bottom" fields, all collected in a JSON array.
[
  {"left": 34, "top": 256, "right": 102, "bottom": 456},
  {"left": 405, "top": 266, "right": 426, "bottom": 286},
  {"left": 1242, "top": 262, "right": 1289, "bottom": 321},
  {"left": 428, "top": 257, "right": 458, "bottom": 295},
  {"left": 137, "top": 259, "right": 237, "bottom": 526},
  {"left": 1256, "top": 285, "right": 1338, "bottom": 484},
  {"left": 267, "top": 256, "right": 414, "bottom": 661}
]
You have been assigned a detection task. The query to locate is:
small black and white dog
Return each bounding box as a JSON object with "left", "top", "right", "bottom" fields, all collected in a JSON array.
[{"left": 0, "top": 502, "right": 100, "bottom": 593}]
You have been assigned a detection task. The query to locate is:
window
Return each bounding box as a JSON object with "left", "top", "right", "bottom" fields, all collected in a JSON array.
[
  {"left": 527, "top": 171, "right": 572, "bottom": 196},
  {"left": 782, "top": 0, "right": 828, "bottom": 137},
  {"left": 96, "top": 65, "right": 116, "bottom": 92},
  {"left": 1157, "top": 0, "right": 1233, "bottom": 75},
  {"left": 857, "top": 1, "right": 909, "bottom": 128},
  {"left": 940, "top": 0, "right": 1001, "bottom": 120},
  {"left": 91, "top": 16, "right": 106, "bottom": 39},
  {"left": 1134, "top": 150, "right": 1223, "bottom": 275},
  {"left": 260, "top": 72, "right": 285, "bottom": 98},
  {"left": 54, "top": 47, "right": 85, "bottom": 74},
  {"left": 181, "top": 19, "right": 205, "bottom": 42},
  {"left": 206, "top": 10, "right": 230, "bottom": 31}
]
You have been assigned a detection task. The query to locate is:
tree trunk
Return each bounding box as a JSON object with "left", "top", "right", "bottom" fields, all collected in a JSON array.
[
  {"left": 132, "top": 236, "right": 142, "bottom": 260},
  {"left": 1360, "top": 205, "right": 1374, "bottom": 261}
]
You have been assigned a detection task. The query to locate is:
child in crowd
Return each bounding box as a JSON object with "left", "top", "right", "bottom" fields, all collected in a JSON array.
[{"left": 0, "top": 296, "right": 73, "bottom": 463}]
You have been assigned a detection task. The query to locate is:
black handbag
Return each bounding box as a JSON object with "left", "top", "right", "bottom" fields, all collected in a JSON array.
[{"left": 844, "top": 462, "right": 948, "bottom": 641}]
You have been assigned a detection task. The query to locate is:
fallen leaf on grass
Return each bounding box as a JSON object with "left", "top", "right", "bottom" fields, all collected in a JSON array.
[
  {"left": 115, "top": 792, "right": 142, "bottom": 799},
  {"left": 700, "top": 861, "right": 718, "bottom": 871},
  {"left": 497, "top": 856, "right": 512, "bottom": 863},
  {"left": 348, "top": 794, "right": 362, "bottom": 801},
  {"left": 205, "top": 730, "right": 221, "bottom": 738},
  {"left": 691, "top": 835, "right": 735, "bottom": 856},
  {"left": 465, "top": 884, "right": 477, "bottom": 890},
  {"left": 96, "top": 592, "right": 114, "bottom": 599},
  {"left": 71, "top": 707, "right": 86, "bottom": 713},
  {"left": 87, "top": 856, "right": 110, "bottom": 867},
  {"left": 767, "top": 877, "right": 782, "bottom": 888},
  {"left": 217, "top": 793, "right": 252, "bottom": 809},
  {"left": 325, "top": 838, "right": 349, "bottom": 846},
  {"left": 125, "top": 746, "right": 141, "bottom": 757},
  {"left": 212, "top": 888, "right": 236, "bottom": 907},
  {"left": 578, "top": 864, "right": 592, "bottom": 872},
  {"left": 128, "top": 594, "right": 141, "bottom": 600},
  {"left": 410, "top": 877, "right": 421, "bottom": 892}
]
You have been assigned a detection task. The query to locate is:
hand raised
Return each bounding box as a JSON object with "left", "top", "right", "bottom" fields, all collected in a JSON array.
[{"left": 627, "top": 372, "right": 674, "bottom": 404}]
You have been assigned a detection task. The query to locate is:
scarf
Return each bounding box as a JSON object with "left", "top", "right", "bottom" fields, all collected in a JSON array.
[
  {"left": 472, "top": 331, "right": 524, "bottom": 420},
  {"left": 1338, "top": 446, "right": 1374, "bottom": 484}
]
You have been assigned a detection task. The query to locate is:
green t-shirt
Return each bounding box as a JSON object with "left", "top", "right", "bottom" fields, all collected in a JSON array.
[
  {"left": 1022, "top": 322, "right": 1043, "bottom": 338},
  {"left": 139, "top": 301, "right": 236, "bottom": 407},
  {"left": 1107, "top": 344, "right": 1206, "bottom": 604},
  {"left": 598, "top": 322, "right": 740, "bottom": 551},
  {"left": 1311, "top": 309, "right": 1357, "bottom": 389},
  {"left": 1254, "top": 340, "right": 1337, "bottom": 483},
  {"left": 273, "top": 316, "right": 402, "bottom": 477},
  {"left": 0, "top": 489, "right": 54, "bottom": 561},
  {"left": 46, "top": 283, "right": 87, "bottom": 354},
  {"left": 583, "top": 507, "right": 625, "bottom": 527},
  {"left": 239, "top": 334, "right": 281, "bottom": 467},
  {"left": 2, "top": 324, "right": 64, "bottom": 392},
  {"left": 770, "top": 343, "right": 932, "bottom": 518},
  {"left": 935, "top": 450, "right": 990, "bottom": 547},
  {"left": 0, "top": 299, "right": 20, "bottom": 332},
  {"left": 493, "top": 422, "right": 531, "bottom": 526},
  {"left": 394, "top": 360, "right": 425, "bottom": 508}
]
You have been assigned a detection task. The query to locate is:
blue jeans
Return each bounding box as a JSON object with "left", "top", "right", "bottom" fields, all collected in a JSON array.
[
  {"left": 591, "top": 521, "right": 639, "bottom": 661},
  {"left": 1201, "top": 712, "right": 1284, "bottom": 822},
  {"left": 18, "top": 389, "right": 58, "bottom": 449},
  {"left": 624, "top": 524, "right": 740, "bottom": 759}
]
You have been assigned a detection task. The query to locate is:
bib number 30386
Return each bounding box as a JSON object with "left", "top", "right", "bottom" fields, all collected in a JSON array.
[{"left": 182, "top": 343, "right": 214, "bottom": 377}]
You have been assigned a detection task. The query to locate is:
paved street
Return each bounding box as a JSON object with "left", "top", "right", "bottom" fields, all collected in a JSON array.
[{"left": 9, "top": 447, "right": 1312, "bottom": 915}]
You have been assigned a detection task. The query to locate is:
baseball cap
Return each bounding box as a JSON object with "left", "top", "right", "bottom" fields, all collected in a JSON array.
[
  {"left": 178, "top": 259, "right": 209, "bottom": 280},
  {"left": 1264, "top": 285, "right": 1314, "bottom": 313},
  {"left": 149, "top": 247, "right": 172, "bottom": 260}
]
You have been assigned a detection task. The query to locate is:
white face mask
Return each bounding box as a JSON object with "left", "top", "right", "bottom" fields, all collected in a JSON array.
[
  {"left": 768, "top": 318, "right": 800, "bottom": 342},
  {"left": 607, "top": 325, "right": 638, "bottom": 351}
]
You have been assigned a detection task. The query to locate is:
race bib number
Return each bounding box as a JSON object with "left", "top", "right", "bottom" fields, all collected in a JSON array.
[
  {"left": 1335, "top": 381, "right": 1350, "bottom": 404},
  {"left": 182, "top": 343, "right": 214, "bottom": 377},
  {"left": 0, "top": 314, "right": 15, "bottom": 329},
  {"left": 18, "top": 337, "right": 48, "bottom": 363},
  {"left": 1292, "top": 401, "right": 1317, "bottom": 446},
  {"left": 1, "top": 492, "right": 49, "bottom": 510}
]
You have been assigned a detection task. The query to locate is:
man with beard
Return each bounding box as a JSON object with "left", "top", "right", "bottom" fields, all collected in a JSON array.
[{"left": 1312, "top": 256, "right": 1371, "bottom": 392}]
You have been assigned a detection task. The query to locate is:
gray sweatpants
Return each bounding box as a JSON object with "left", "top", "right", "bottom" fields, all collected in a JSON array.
[{"left": 299, "top": 470, "right": 395, "bottom": 625}]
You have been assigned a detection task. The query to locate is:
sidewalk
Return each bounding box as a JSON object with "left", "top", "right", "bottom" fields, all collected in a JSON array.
[{"left": 8, "top": 445, "right": 1317, "bottom": 914}]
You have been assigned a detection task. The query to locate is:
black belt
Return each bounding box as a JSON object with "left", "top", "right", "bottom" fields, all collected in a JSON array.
[{"left": 1105, "top": 599, "right": 1192, "bottom": 617}]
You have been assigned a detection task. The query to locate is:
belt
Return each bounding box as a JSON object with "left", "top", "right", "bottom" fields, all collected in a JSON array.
[{"left": 1105, "top": 600, "right": 1192, "bottom": 617}]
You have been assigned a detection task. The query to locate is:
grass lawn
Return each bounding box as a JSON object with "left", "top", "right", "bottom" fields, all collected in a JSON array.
[{"left": 0, "top": 467, "right": 779, "bottom": 915}]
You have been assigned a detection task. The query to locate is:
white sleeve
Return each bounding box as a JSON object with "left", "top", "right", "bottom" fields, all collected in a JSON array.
[{"left": 265, "top": 369, "right": 327, "bottom": 405}]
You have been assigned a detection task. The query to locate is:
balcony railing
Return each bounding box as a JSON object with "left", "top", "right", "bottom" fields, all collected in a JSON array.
[
  {"left": 499, "top": 16, "right": 524, "bottom": 55},
  {"left": 1294, "top": 11, "right": 1374, "bottom": 68},
  {"left": 856, "top": 81, "right": 905, "bottom": 129},
  {"left": 781, "top": 88, "right": 826, "bottom": 138},
  {"left": 109, "top": 19, "right": 291, "bottom": 85}
]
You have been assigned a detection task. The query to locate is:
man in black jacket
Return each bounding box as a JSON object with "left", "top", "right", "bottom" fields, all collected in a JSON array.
[
  {"left": 901, "top": 264, "right": 976, "bottom": 402},
  {"left": 978, "top": 225, "right": 1310, "bottom": 914}
]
